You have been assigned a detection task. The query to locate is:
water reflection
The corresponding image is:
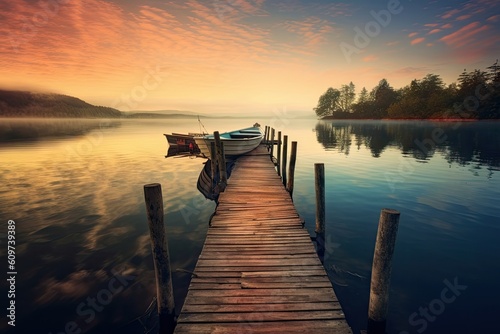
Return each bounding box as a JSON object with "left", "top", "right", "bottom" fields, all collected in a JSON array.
[
  {"left": 0, "top": 118, "right": 121, "bottom": 143},
  {"left": 196, "top": 159, "right": 235, "bottom": 201},
  {"left": 315, "top": 120, "right": 500, "bottom": 169}
]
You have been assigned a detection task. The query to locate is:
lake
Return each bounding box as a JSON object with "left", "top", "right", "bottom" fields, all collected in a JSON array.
[{"left": 1, "top": 118, "right": 499, "bottom": 334}]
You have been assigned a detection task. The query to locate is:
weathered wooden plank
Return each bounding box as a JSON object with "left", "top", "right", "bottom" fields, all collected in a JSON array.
[
  {"left": 180, "top": 302, "right": 342, "bottom": 313},
  {"left": 175, "top": 321, "right": 352, "bottom": 334},
  {"left": 178, "top": 310, "right": 345, "bottom": 323}
]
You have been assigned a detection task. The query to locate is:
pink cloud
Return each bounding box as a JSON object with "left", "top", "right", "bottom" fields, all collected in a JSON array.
[
  {"left": 411, "top": 37, "right": 425, "bottom": 45},
  {"left": 456, "top": 14, "right": 471, "bottom": 21},
  {"left": 441, "top": 23, "right": 453, "bottom": 29},
  {"left": 386, "top": 41, "right": 400, "bottom": 46},
  {"left": 408, "top": 32, "right": 418, "bottom": 38},
  {"left": 487, "top": 15, "right": 500, "bottom": 22},
  {"left": 442, "top": 9, "right": 460, "bottom": 19},
  {"left": 424, "top": 23, "right": 439, "bottom": 27},
  {"left": 428, "top": 29, "right": 441, "bottom": 35},
  {"left": 440, "top": 22, "right": 490, "bottom": 48}
]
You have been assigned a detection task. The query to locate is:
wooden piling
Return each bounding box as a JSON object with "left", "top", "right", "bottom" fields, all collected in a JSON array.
[
  {"left": 282, "top": 135, "right": 288, "bottom": 187},
  {"left": 315, "top": 163, "right": 325, "bottom": 263},
  {"left": 210, "top": 142, "right": 216, "bottom": 189},
  {"left": 213, "top": 131, "right": 227, "bottom": 191},
  {"left": 287, "top": 141, "right": 297, "bottom": 198},
  {"left": 264, "top": 126, "right": 268, "bottom": 144},
  {"left": 270, "top": 128, "right": 275, "bottom": 159},
  {"left": 276, "top": 131, "right": 282, "bottom": 176},
  {"left": 315, "top": 163, "right": 325, "bottom": 234},
  {"left": 220, "top": 142, "right": 227, "bottom": 191},
  {"left": 265, "top": 126, "right": 270, "bottom": 149},
  {"left": 143, "top": 183, "right": 175, "bottom": 334},
  {"left": 367, "top": 209, "right": 401, "bottom": 334}
]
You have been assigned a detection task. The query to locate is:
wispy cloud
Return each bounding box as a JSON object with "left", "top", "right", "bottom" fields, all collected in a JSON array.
[
  {"left": 411, "top": 37, "right": 426, "bottom": 45},
  {"left": 440, "top": 22, "right": 489, "bottom": 48},
  {"left": 456, "top": 14, "right": 471, "bottom": 21},
  {"left": 428, "top": 29, "right": 441, "bottom": 35},
  {"left": 363, "top": 55, "right": 378, "bottom": 62},
  {"left": 408, "top": 32, "right": 418, "bottom": 38},
  {"left": 487, "top": 15, "right": 500, "bottom": 22}
]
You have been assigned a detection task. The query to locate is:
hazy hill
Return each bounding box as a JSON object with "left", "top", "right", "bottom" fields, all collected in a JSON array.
[{"left": 0, "top": 90, "right": 122, "bottom": 118}]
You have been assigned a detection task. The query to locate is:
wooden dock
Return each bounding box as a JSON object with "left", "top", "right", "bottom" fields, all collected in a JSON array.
[{"left": 174, "top": 145, "right": 352, "bottom": 333}]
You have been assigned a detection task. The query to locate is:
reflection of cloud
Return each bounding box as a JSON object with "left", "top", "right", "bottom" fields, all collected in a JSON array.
[{"left": 36, "top": 270, "right": 106, "bottom": 304}]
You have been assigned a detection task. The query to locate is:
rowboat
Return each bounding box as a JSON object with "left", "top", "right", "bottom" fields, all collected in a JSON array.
[
  {"left": 163, "top": 132, "right": 202, "bottom": 153},
  {"left": 193, "top": 126, "right": 263, "bottom": 158}
]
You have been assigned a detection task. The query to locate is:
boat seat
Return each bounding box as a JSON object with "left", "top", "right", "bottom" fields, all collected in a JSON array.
[{"left": 230, "top": 134, "right": 260, "bottom": 139}]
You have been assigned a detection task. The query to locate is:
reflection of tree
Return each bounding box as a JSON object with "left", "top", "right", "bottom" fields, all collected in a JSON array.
[
  {"left": 315, "top": 121, "right": 500, "bottom": 170},
  {"left": 315, "top": 122, "right": 352, "bottom": 155},
  {"left": 0, "top": 119, "right": 121, "bottom": 143}
]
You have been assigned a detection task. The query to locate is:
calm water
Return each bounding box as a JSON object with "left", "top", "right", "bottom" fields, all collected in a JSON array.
[{"left": 1, "top": 118, "right": 499, "bottom": 334}]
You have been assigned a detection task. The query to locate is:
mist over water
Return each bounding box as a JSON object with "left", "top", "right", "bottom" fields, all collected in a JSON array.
[{"left": 1, "top": 118, "right": 499, "bottom": 333}]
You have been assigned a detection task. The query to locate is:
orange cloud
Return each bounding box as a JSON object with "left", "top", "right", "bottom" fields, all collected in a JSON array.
[
  {"left": 408, "top": 32, "right": 418, "bottom": 38},
  {"left": 428, "top": 29, "right": 441, "bottom": 35},
  {"left": 424, "top": 23, "right": 439, "bottom": 27},
  {"left": 411, "top": 37, "right": 425, "bottom": 45},
  {"left": 363, "top": 55, "right": 378, "bottom": 62},
  {"left": 441, "top": 23, "right": 453, "bottom": 29}
]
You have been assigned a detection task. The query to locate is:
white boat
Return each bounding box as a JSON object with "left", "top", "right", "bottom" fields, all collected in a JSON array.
[{"left": 194, "top": 126, "right": 263, "bottom": 158}]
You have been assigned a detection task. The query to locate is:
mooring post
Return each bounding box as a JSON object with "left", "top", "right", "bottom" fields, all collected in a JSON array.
[
  {"left": 264, "top": 126, "right": 268, "bottom": 145},
  {"left": 276, "top": 131, "right": 282, "bottom": 175},
  {"left": 270, "top": 128, "right": 275, "bottom": 159},
  {"left": 220, "top": 142, "right": 227, "bottom": 191},
  {"left": 266, "top": 127, "right": 270, "bottom": 150},
  {"left": 367, "top": 209, "right": 401, "bottom": 334},
  {"left": 287, "top": 141, "right": 297, "bottom": 198},
  {"left": 210, "top": 141, "right": 216, "bottom": 189},
  {"left": 143, "top": 183, "right": 175, "bottom": 334},
  {"left": 315, "top": 163, "right": 325, "bottom": 264},
  {"left": 282, "top": 135, "right": 288, "bottom": 187}
]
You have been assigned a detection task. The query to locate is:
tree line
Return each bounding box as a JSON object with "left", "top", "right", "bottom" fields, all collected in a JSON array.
[{"left": 314, "top": 60, "right": 500, "bottom": 119}]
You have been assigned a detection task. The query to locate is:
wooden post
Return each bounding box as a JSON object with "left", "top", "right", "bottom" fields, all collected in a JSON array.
[
  {"left": 367, "top": 209, "right": 401, "bottom": 334},
  {"left": 265, "top": 126, "right": 270, "bottom": 149},
  {"left": 315, "top": 163, "right": 325, "bottom": 263},
  {"left": 264, "top": 126, "right": 268, "bottom": 145},
  {"left": 210, "top": 142, "right": 216, "bottom": 189},
  {"left": 220, "top": 143, "right": 227, "bottom": 191},
  {"left": 270, "top": 128, "right": 275, "bottom": 159},
  {"left": 276, "top": 131, "right": 282, "bottom": 175},
  {"left": 143, "top": 183, "right": 175, "bottom": 334},
  {"left": 287, "top": 141, "right": 297, "bottom": 198},
  {"left": 282, "top": 135, "right": 288, "bottom": 187}
]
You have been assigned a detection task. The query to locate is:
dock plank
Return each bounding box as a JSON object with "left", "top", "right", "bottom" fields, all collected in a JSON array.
[{"left": 174, "top": 145, "right": 351, "bottom": 333}]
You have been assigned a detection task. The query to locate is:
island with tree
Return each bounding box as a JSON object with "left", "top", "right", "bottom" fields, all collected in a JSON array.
[{"left": 314, "top": 60, "right": 500, "bottom": 120}]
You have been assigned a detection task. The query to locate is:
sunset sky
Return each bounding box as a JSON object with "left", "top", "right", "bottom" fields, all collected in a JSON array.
[{"left": 1, "top": 0, "right": 499, "bottom": 115}]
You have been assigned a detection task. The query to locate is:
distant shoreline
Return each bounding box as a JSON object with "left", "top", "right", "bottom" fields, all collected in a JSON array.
[{"left": 320, "top": 116, "right": 500, "bottom": 121}]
